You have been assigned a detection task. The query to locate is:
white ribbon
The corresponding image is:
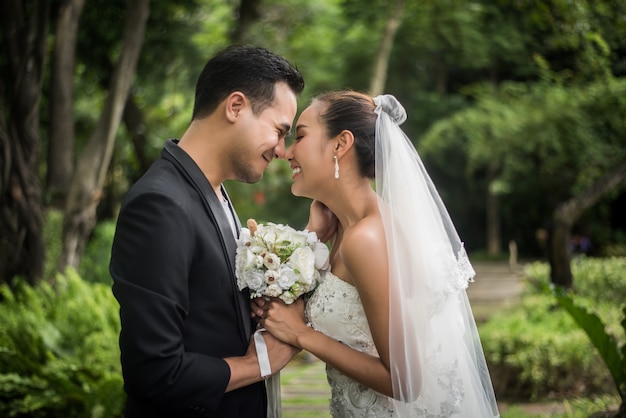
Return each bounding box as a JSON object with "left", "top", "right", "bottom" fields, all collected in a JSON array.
[{"left": 254, "top": 328, "right": 282, "bottom": 418}]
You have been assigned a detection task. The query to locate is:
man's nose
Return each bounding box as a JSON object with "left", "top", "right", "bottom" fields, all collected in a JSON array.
[{"left": 274, "top": 137, "right": 286, "bottom": 159}]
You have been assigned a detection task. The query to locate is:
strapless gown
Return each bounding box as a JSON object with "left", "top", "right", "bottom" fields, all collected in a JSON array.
[{"left": 306, "top": 271, "right": 396, "bottom": 417}]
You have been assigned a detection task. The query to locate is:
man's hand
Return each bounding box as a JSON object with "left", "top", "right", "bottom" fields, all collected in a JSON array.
[
  {"left": 257, "top": 331, "right": 301, "bottom": 375},
  {"left": 306, "top": 200, "right": 337, "bottom": 242},
  {"left": 225, "top": 330, "right": 300, "bottom": 392}
]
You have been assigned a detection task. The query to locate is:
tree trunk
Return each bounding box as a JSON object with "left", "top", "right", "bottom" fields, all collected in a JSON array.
[
  {"left": 550, "top": 160, "right": 626, "bottom": 288},
  {"left": 369, "top": 0, "right": 406, "bottom": 96},
  {"left": 47, "top": 0, "right": 85, "bottom": 208},
  {"left": 59, "top": 0, "right": 150, "bottom": 271},
  {"left": 230, "top": 0, "right": 261, "bottom": 43},
  {"left": 486, "top": 187, "right": 501, "bottom": 256},
  {"left": 0, "top": 0, "right": 51, "bottom": 285}
]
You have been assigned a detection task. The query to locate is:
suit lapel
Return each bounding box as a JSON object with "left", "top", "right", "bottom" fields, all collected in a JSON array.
[{"left": 162, "top": 140, "right": 251, "bottom": 342}]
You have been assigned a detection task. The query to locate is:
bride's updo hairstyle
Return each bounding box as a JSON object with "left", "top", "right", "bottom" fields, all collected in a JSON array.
[{"left": 314, "top": 91, "right": 377, "bottom": 178}]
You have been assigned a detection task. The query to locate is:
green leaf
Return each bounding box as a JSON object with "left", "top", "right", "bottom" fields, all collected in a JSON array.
[{"left": 551, "top": 284, "right": 626, "bottom": 401}]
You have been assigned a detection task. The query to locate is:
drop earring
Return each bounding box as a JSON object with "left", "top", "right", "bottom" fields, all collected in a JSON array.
[{"left": 334, "top": 155, "right": 339, "bottom": 179}]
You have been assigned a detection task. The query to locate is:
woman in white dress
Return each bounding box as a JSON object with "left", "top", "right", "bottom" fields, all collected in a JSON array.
[{"left": 255, "top": 91, "right": 499, "bottom": 417}]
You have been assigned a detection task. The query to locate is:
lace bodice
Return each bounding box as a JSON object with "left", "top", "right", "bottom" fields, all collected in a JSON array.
[{"left": 306, "top": 271, "right": 396, "bottom": 417}]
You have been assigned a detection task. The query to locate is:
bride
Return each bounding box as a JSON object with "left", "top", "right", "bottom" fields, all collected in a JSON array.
[{"left": 254, "top": 91, "right": 500, "bottom": 417}]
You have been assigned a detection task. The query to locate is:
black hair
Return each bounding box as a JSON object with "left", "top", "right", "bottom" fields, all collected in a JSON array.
[
  {"left": 315, "top": 91, "right": 377, "bottom": 178},
  {"left": 192, "top": 45, "right": 304, "bottom": 119}
]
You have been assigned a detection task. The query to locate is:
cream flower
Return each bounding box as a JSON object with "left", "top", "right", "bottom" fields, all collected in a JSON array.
[
  {"left": 262, "top": 252, "right": 281, "bottom": 270},
  {"left": 264, "top": 283, "right": 282, "bottom": 298},
  {"left": 264, "top": 270, "right": 279, "bottom": 284}
]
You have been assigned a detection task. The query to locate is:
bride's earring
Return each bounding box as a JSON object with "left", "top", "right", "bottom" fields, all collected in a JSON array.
[{"left": 334, "top": 155, "right": 339, "bottom": 179}]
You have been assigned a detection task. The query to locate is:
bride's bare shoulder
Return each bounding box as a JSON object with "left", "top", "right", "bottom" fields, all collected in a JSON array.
[{"left": 342, "top": 215, "right": 386, "bottom": 256}]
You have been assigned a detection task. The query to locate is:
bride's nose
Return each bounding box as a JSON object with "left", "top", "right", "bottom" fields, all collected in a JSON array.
[{"left": 283, "top": 143, "right": 295, "bottom": 161}]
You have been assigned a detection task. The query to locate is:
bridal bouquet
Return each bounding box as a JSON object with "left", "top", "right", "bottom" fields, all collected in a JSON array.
[{"left": 235, "top": 219, "right": 330, "bottom": 304}]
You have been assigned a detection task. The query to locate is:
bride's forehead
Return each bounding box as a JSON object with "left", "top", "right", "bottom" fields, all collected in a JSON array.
[{"left": 297, "top": 104, "right": 324, "bottom": 125}]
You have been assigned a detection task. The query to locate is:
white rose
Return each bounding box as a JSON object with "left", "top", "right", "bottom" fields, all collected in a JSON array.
[
  {"left": 256, "top": 223, "right": 277, "bottom": 244},
  {"left": 312, "top": 241, "right": 330, "bottom": 271},
  {"left": 275, "top": 223, "right": 309, "bottom": 246},
  {"left": 277, "top": 265, "right": 297, "bottom": 289},
  {"left": 288, "top": 247, "right": 315, "bottom": 280},
  {"left": 306, "top": 231, "right": 318, "bottom": 244},
  {"left": 242, "top": 269, "right": 265, "bottom": 292}
]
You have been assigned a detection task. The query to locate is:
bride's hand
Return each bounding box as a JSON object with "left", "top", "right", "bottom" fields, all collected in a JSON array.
[
  {"left": 261, "top": 297, "right": 309, "bottom": 348},
  {"left": 306, "top": 200, "right": 337, "bottom": 243}
]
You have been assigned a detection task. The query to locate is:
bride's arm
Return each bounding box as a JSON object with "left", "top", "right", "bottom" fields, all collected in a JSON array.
[
  {"left": 262, "top": 218, "right": 393, "bottom": 398},
  {"left": 262, "top": 301, "right": 393, "bottom": 398}
]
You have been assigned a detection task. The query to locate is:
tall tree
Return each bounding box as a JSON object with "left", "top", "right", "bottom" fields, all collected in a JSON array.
[
  {"left": 58, "top": 0, "right": 150, "bottom": 271},
  {"left": 421, "top": 78, "right": 626, "bottom": 287},
  {"left": 47, "top": 0, "right": 85, "bottom": 208},
  {"left": 369, "top": 0, "right": 405, "bottom": 96},
  {"left": 550, "top": 161, "right": 626, "bottom": 287},
  {"left": 0, "top": 0, "right": 51, "bottom": 284}
]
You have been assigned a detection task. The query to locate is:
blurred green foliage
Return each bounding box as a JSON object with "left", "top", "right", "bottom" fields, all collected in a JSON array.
[
  {"left": 479, "top": 257, "right": 626, "bottom": 401},
  {"left": 0, "top": 271, "right": 124, "bottom": 417}
]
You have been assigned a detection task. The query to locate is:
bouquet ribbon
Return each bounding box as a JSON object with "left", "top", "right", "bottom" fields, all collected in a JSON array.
[{"left": 254, "top": 328, "right": 281, "bottom": 418}]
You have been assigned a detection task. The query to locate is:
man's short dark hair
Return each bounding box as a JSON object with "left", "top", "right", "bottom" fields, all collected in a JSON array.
[{"left": 192, "top": 45, "right": 305, "bottom": 119}]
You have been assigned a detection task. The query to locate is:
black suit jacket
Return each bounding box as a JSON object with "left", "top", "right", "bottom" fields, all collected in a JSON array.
[{"left": 110, "top": 139, "right": 265, "bottom": 417}]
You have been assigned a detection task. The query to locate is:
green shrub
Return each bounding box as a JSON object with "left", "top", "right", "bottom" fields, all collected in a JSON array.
[
  {"left": 524, "top": 257, "right": 626, "bottom": 305},
  {"left": 0, "top": 269, "right": 124, "bottom": 417},
  {"left": 44, "top": 209, "right": 116, "bottom": 285},
  {"left": 480, "top": 293, "right": 615, "bottom": 400},
  {"left": 479, "top": 257, "right": 626, "bottom": 401}
]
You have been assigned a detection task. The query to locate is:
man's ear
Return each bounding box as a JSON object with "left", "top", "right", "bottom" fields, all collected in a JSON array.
[
  {"left": 225, "top": 92, "right": 246, "bottom": 122},
  {"left": 335, "top": 130, "right": 355, "bottom": 159}
]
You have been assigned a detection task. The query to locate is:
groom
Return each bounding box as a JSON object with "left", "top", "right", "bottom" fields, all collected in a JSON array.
[{"left": 110, "top": 45, "right": 304, "bottom": 417}]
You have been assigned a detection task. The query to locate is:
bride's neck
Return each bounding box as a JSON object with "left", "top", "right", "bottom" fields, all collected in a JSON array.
[{"left": 328, "top": 184, "right": 378, "bottom": 230}]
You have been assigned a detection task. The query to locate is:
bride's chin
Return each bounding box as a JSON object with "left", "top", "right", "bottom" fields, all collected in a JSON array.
[
  {"left": 290, "top": 185, "right": 312, "bottom": 199},
  {"left": 290, "top": 184, "right": 303, "bottom": 197}
]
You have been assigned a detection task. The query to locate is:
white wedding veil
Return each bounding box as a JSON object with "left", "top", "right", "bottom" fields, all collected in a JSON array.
[{"left": 373, "top": 95, "right": 500, "bottom": 417}]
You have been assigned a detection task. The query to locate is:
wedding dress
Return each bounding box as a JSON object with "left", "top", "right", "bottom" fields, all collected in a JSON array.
[
  {"left": 306, "top": 267, "right": 495, "bottom": 418},
  {"left": 306, "top": 271, "right": 404, "bottom": 417}
]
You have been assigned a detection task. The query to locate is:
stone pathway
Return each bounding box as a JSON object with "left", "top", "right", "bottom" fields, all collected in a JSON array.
[
  {"left": 279, "top": 261, "right": 527, "bottom": 417},
  {"left": 466, "top": 260, "right": 526, "bottom": 322}
]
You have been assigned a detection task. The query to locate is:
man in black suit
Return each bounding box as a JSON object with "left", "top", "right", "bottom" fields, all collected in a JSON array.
[{"left": 110, "top": 45, "right": 305, "bottom": 417}]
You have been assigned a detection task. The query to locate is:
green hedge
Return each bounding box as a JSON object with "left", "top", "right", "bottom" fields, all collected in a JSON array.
[
  {"left": 479, "top": 257, "right": 625, "bottom": 401},
  {"left": 0, "top": 270, "right": 125, "bottom": 417}
]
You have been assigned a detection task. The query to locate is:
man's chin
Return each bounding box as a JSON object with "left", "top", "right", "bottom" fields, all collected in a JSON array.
[{"left": 241, "top": 172, "right": 263, "bottom": 184}]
